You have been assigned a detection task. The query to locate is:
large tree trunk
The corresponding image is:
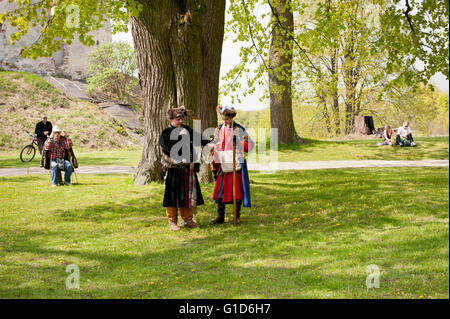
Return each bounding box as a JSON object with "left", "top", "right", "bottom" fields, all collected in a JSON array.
[
  {"left": 269, "top": 0, "right": 303, "bottom": 144},
  {"left": 198, "top": 0, "right": 226, "bottom": 183},
  {"left": 131, "top": 0, "right": 225, "bottom": 185}
]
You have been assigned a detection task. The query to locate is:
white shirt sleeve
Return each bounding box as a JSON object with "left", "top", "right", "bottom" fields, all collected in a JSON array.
[{"left": 398, "top": 127, "right": 411, "bottom": 137}]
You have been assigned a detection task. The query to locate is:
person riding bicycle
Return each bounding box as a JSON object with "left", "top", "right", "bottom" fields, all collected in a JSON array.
[
  {"left": 41, "top": 126, "right": 78, "bottom": 187},
  {"left": 35, "top": 115, "right": 52, "bottom": 155}
]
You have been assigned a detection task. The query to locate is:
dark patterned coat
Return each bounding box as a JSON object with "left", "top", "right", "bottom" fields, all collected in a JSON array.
[{"left": 159, "top": 125, "right": 210, "bottom": 208}]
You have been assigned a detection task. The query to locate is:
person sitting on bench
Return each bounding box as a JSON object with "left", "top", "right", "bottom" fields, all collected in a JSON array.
[
  {"left": 395, "top": 122, "right": 416, "bottom": 147},
  {"left": 42, "top": 126, "right": 76, "bottom": 187}
]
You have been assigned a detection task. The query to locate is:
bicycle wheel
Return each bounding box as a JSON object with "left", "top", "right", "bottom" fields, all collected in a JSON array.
[{"left": 20, "top": 145, "right": 36, "bottom": 163}]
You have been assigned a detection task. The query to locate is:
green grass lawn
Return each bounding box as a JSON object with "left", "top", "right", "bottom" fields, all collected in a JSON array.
[
  {"left": 0, "top": 136, "right": 447, "bottom": 168},
  {"left": 0, "top": 147, "right": 142, "bottom": 169},
  {"left": 274, "top": 136, "right": 449, "bottom": 162},
  {"left": 0, "top": 168, "right": 448, "bottom": 298}
]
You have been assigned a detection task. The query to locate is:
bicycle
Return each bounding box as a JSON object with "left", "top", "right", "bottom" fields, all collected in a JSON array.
[{"left": 20, "top": 132, "right": 39, "bottom": 163}]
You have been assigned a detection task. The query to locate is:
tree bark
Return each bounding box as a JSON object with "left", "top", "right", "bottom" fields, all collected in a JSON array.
[
  {"left": 330, "top": 48, "right": 341, "bottom": 135},
  {"left": 131, "top": 0, "right": 225, "bottom": 185},
  {"left": 198, "top": 0, "right": 226, "bottom": 183},
  {"left": 269, "top": 0, "right": 303, "bottom": 144},
  {"left": 344, "top": 30, "right": 357, "bottom": 135},
  {"left": 318, "top": 89, "right": 332, "bottom": 134}
]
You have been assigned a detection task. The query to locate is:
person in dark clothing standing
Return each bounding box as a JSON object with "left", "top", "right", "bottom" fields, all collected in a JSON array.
[
  {"left": 35, "top": 115, "right": 52, "bottom": 154},
  {"left": 159, "top": 106, "right": 212, "bottom": 231}
]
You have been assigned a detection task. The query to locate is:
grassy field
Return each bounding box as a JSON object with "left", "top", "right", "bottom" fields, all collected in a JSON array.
[
  {"left": 0, "top": 168, "right": 448, "bottom": 299},
  {"left": 0, "top": 136, "right": 448, "bottom": 168},
  {"left": 276, "top": 136, "right": 449, "bottom": 162}
]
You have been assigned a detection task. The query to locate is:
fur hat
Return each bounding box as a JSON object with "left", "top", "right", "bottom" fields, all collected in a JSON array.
[
  {"left": 217, "top": 105, "right": 237, "bottom": 118},
  {"left": 167, "top": 106, "right": 187, "bottom": 120}
]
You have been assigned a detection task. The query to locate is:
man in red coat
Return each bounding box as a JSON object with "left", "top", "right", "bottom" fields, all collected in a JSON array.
[{"left": 210, "top": 106, "right": 255, "bottom": 225}]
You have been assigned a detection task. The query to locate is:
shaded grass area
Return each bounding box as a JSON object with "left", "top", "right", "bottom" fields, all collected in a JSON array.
[
  {"left": 0, "top": 168, "right": 448, "bottom": 298},
  {"left": 0, "top": 137, "right": 448, "bottom": 169},
  {"left": 0, "top": 148, "right": 142, "bottom": 169}
]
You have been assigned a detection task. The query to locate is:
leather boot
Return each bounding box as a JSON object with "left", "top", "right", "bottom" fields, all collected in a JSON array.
[
  {"left": 166, "top": 207, "right": 180, "bottom": 231},
  {"left": 210, "top": 202, "right": 225, "bottom": 225},
  {"left": 236, "top": 201, "right": 242, "bottom": 225},
  {"left": 180, "top": 207, "right": 199, "bottom": 228}
]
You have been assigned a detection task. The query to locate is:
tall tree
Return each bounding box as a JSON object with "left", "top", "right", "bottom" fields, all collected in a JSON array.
[
  {"left": 1, "top": 0, "right": 226, "bottom": 185},
  {"left": 268, "top": 0, "right": 302, "bottom": 143},
  {"left": 224, "top": 0, "right": 448, "bottom": 137},
  {"left": 225, "top": 0, "right": 304, "bottom": 144},
  {"left": 131, "top": 0, "right": 226, "bottom": 185}
]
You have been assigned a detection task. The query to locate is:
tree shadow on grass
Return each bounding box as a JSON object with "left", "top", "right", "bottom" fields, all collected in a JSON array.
[
  {"left": 0, "top": 175, "right": 48, "bottom": 184},
  {"left": 0, "top": 168, "right": 447, "bottom": 298},
  {"left": 1, "top": 223, "right": 448, "bottom": 298},
  {"left": 76, "top": 155, "right": 138, "bottom": 167},
  {"left": 0, "top": 156, "right": 41, "bottom": 169}
]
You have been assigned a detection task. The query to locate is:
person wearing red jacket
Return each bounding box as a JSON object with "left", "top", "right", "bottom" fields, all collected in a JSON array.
[{"left": 210, "top": 106, "right": 255, "bottom": 225}]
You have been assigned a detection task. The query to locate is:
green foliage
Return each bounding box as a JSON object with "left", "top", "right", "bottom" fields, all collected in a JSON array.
[
  {"left": 222, "top": 0, "right": 449, "bottom": 136},
  {"left": 0, "top": 0, "right": 143, "bottom": 59},
  {"left": 87, "top": 41, "right": 140, "bottom": 103},
  {"left": 378, "top": 85, "right": 450, "bottom": 136}
]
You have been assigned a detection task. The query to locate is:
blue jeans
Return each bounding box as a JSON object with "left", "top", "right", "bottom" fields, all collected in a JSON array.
[{"left": 51, "top": 160, "right": 72, "bottom": 185}]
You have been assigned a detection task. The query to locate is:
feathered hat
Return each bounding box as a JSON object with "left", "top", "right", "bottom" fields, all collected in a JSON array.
[{"left": 217, "top": 105, "right": 237, "bottom": 118}]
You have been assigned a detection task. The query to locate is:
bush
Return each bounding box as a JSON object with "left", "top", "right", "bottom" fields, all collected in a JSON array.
[{"left": 87, "top": 41, "right": 140, "bottom": 105}]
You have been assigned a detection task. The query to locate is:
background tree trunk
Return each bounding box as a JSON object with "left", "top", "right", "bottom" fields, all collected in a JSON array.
[
  {"left": 269, "top": 0, "right": 303, "bottom": 144},
  {"left": 131, "top": 0, "right": 225, "bottom": 185},
  {"left": 331, "top": 48, "right": 341, "bottom": 135}
]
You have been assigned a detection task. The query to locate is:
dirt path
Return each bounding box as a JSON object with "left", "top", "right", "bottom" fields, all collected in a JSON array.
[{"left": 0, "top": 160, "right": 448, "bottom": 177}]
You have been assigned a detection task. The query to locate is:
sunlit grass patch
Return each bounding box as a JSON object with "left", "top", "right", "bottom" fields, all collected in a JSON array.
[{"left": 0, "top": 167, "right": 448, "bottom": 298}]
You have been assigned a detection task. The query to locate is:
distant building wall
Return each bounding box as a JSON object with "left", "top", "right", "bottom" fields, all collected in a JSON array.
[{"left": 0, "top": 0, "right": 112, "bottom": 80}]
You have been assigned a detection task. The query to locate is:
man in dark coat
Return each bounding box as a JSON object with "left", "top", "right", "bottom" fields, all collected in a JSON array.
[
  {"left": 35, "top": 115, "right": 52, "bottom": 154},
  {"left": 159, "top": 107, "right": 211, "bottom": 231}
]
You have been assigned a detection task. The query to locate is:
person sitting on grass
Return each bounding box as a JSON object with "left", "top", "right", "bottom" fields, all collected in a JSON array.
[
  {"left": 377, "top": 125, "right": 394, "bottom": 146},
  {"left": 41, "top": 126, "right": 77, "bottom": 187},
  {"left": 395, "top": 121, "right": 416, "bottom": 147}
]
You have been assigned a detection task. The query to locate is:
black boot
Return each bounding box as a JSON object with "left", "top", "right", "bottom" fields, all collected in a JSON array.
[
  {"left": 210, "top": 202, "right": 225, "bottom": 225},
  {"left": 235, "top": 202, "right": 242, "bottom": 225}
]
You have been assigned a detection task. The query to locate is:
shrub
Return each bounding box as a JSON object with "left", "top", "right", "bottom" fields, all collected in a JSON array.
[{"left": 87, "top": 41, "right": 140, "bottom": 105}]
